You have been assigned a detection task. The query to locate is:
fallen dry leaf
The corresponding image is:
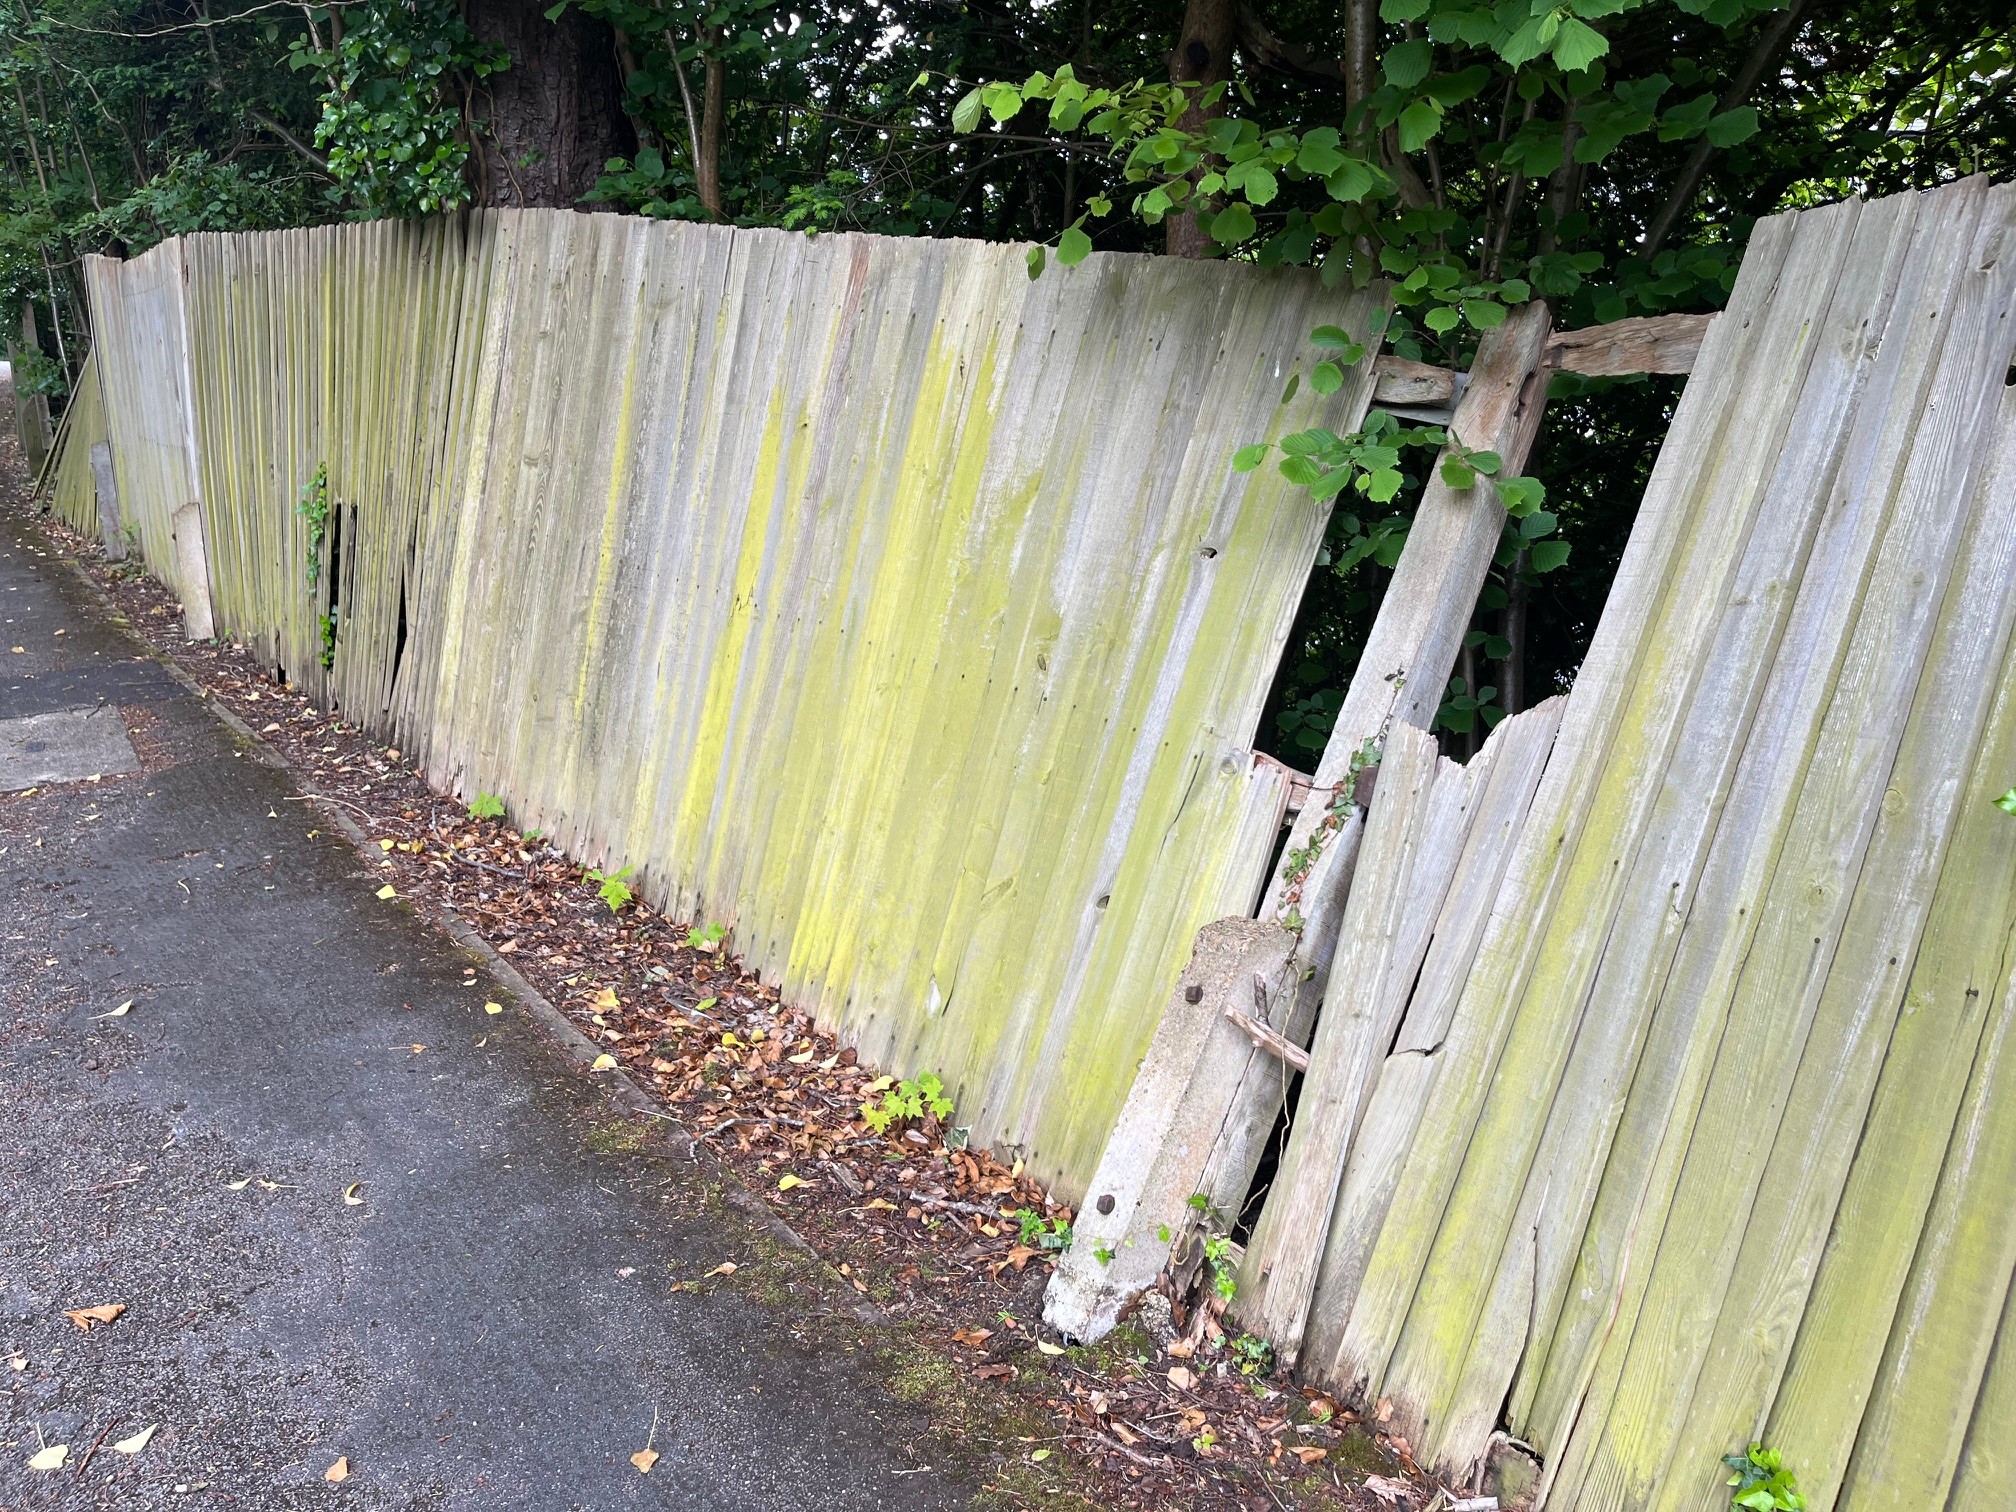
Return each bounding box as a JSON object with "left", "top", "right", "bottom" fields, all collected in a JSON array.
[
  {"left": 325, "top": 1455, "right": 350, "bottom": 1482},
  {"left": 484, "top": 1001, "right": 503, "bottom": 1016},
  {"left": 593, "top": 987, "right": 620, "bottom": 1010},
  {"left": 28, "top": 1442, "right": 68, "bottom": 1470},
  {"left": 1363, "top": 1474, "right": 1410, "bottom": 1504},
  {"left": 1002, "top": 1245, "right": 1039, "bottom": 1270},
  {"left": 63, "top": 1304, "right": 125, "bottom": 1331},
  {"left": 703, "top": 1262, "right": 738, "bottom": 1279},
  {"left": 973, "top": 1362, "right": 1015, "bottom": 1380},
  {"left": 1375, "top": 1396, "right": 1394, "bottom": 1423},
  {"left": 1035, "top": 1340, "right": 1065, "bottom": 1356},
  {"left": 952, "top": 1326, "right": 993, "bottom": 1348},
  {"left": 591, "top": 1053, "right": 618, "bottom": 1071},
  {"left": 375, "top": 884, "right": 397, "bottom": 899},
  {"left": 1167, "top": 1365, "right": 1196, "bottom": 1390},
  {"left": 1165, "top": 1336, "right": 1196, "bottom": 1359},
  {"left": 776, "top": 1174, "right": 805, "bottom": 1191},
  {"left": 631, "top": 1447, "right": 660, "bottom": 1474},
  {"left": 224, "top": 1177, "right": 251, "bottom": 1191},
  {"left": 113, "top": 1424, "right": 157, "bottom": 1455},
  {"left": 342, "top": 1183, "right": 364, "bottom": 1206},
  {"left": 1289, "top": 1446, "right": 1327, "bottom": 1465},
  {"left": 91, "top": 1000, "right": 134, "bottom": 1019}
]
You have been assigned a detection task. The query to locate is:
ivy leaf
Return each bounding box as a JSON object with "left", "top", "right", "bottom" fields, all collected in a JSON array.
[
  {"left": 1383, "top": 37, "right": 1435, "bottom": 90},
  {"left": 1057, "top": 225, "right": 1093, "bottom": 265},
  {"left": 1551, "top": 18, "right": 1610, "bottom": 72},
  {"left": 1706, "top": 105, "right": 1760, "bottom": 146},
  {"left": 952, "top": 87, "right": 983, "bottom": 134}
]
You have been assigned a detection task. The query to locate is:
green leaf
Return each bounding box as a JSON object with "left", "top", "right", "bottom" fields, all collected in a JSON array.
[
  {"left": 983, "top": 80, "right": 1025, "bottom": 123},
  {"left": 1295, "top": 131, "right": 1347, "bottom": 177},
  {"left": 1468, "top": 450, "right": 1502, "bottom": 475},
  {"left": 1397, "top": 99, "right": 1443, "bottom": 153},
  {"left": 1463, "top": 298, "right": 1507, "bottom": 329},
  {"left": 1383, "top": 37, "right": 1434, "bottom": 90},
  {"left": 1529, "top": 539, "right": 1572, "bottom": 572},
  {"left": 1025, "top": 244, "right": 1047, "bottom": 280},
  {"left": 1310, "top": 360, "right": 1344, "bottom": 395},
  {"left": 1209, "top": 201, "right": 1257, "bottom": 245},
  {"left": 952, "top": 87, "right": 983, "bottom": 134},
  {"left": 1325, "top": 158, "right": 1377, "bottom": 204},
  {"left": 1311, "top": 324, "right": 1355, "bottom": 350},
  {"left": 1706, "top": 105, "right": 1760, "bottom": 147},
  {"left": 1441, "top": 456, "right": 1477, "bottom": 488},
  {"left": 1057, "top": 225, "right": 1093, "bottom": 265},
  {"left": 1233, "top": 443, "right": 1271, "bottom": 472},
  {"left": 1423, "top": 304, "right": 1461, "bottom": 333},
  {"left": 1996, "top": 787, "right": 2016, "bottom": 816},
  {"left": 1232, "top": 163, "right": 1279, "bottom": 206},
  {"left": 1550, "top": 17, "right": 1610, "bottom": 73},
  {"left": 1499, "top": 14, "right": 1558, "bottom": 67},
  {"left": 1281, "top": 372, "right": 1302, "bottom": 403},
  {"left": 1379, "top": 0, "right": 1430, "bottom": 18}
]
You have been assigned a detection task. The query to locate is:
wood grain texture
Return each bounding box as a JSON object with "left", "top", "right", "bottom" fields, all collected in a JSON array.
[{"left": 81, "top": 210, "right": 1383, "bottom": 1201}]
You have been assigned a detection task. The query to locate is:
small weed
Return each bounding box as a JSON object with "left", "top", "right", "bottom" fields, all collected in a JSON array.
[
  {"left": 684, "top": 921, "right": 727, "bottom": 951},
  {"left": 1092, "top": 1241, "right": 1116, "bottom": 1266},
  {"left": 861, "top": 1071, "right": 953, "bottom": 1134},
  {"left": 587, "top": 864, "right": 635, "bottom": 912},
  {"left": 1228, "top": 1333, "right": 1274, "bottom": 1375},
  {"left": 316, "top": 611, "right": 337, "bottom": 669},
  {"left": 467, "top": 792, "right": 505, "bottom": 821},
  {"left": 1015, "top": 1208, "right": 1073, "bottom": 1252},
  {"left": 297, "top": 462, "right": 330, "bottom": 587},
  {"left": 1185, "top": 1194, "right": 1240, "bottom": 1302},
  {"left": 1724, "top": 1444, "right": 1806, "bottom": 1511},
  {"left": 1997, "top": 786, "right": 2016, "bottom": 815}
]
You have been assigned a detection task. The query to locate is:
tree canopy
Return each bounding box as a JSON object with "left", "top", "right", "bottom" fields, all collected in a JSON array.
[{"left": 4, "top": 0, "right": 2011, "bottom": 754}]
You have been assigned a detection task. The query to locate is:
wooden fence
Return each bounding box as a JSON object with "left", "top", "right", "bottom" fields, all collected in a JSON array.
[
  {"left": 74, "top": 210, "right": 1383, "bottom": 1198},
  {"left": 1218, "top": 176, "right": 2016, "bottom": 1507}
]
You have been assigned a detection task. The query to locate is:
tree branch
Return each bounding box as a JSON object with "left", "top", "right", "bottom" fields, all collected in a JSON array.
[{"left": 1640, "top": 0, "right": 1815, "bottom": 256}]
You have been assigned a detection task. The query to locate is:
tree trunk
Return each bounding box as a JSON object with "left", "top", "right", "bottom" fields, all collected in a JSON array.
[
  {"left": 466, "top": 0, "right": 633, "bottom": 209},
  {"left": 698, "top": 41, "right": 725, "bottom": 218},
  {"left": 1165, "top": 0, "right": 1238, "bottom": 258}
]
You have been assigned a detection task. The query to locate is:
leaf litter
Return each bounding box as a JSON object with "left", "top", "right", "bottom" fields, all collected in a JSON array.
[{"left": 59, "top": 513, "right": 1446, "bottom": 1512}]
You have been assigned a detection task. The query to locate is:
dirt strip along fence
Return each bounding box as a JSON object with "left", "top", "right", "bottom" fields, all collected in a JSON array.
[{"left": 67, "top": 209, "right": 1386, "bottom": 1201}]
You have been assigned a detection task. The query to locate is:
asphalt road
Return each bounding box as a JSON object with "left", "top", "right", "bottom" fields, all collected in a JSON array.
[{"left": 0, "top": 489, "right": 967, "bottom": 1506}]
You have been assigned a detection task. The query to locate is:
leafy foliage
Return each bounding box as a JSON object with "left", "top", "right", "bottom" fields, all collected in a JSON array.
[
  {"left": 860, "top": 1071, "right": 954, "bottom": 1134},
  {"left": 286, "top": 0, "right": 508, "bottom": 217},
  {"left": 1723, "top": 1444, "right": 1806, "bottom": 1511},
  {"left": 467, "top": 791, "right": 507, "bottom": 821},
  {"left": 586, "top": 863, "right": 636, "bottom": 912}
]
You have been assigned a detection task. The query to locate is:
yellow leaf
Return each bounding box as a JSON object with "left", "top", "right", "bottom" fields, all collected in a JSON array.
[
  {"left": 787, "top": 1050, "right": 814, "bottom": 1064},
  {"left": 864, "top": 1197, "right": 897, "bottom": 1211},
  {"left": 28, "top": 1443, "right": 68, "bottom": 1470},
  {"left": 484, "top": 1001, "right": 503, "bottom": 1016},
  {"left": 592, "top": 1053, "right": 618, "bottom": 1071},
  {"left": 325, "top": 1455, "right": 350, "bottom": 1482},
  {"left": 862, "top": 1075, "right": 894, "bottom": 1093},
  {"left": 342, "top": 1182, "right": 364, "bottom": 1206},
  {"left": 630, "top": 1447, "right": 660, "bottom": 1474},
  {"left": 1036, "top": 1340, "right": 1065, "bottom": 1356},
  {"left": 593, "top": 987, "right": 620, "bottom": 1010},
  {"left": 720, "top": 1032, "right": 742, "bottom": 1049},
  {"left": 63, "top": 1304, "right": 126, "bottom": 1330},
  {"left": 777, "top": 1174, "right": 805, "bottom": 1191},
  {"left": 113, "top": 1424, "right": 157, "bottom": 1455},
  {"left": 375, "top": 885, "right": 397, "bottom": 900},
  {"left": 91, "top": 1000, "right": 134, "bottom": 1019},
  {"left": 818, "top": 1054, "right": 839, "bottom": 1070},
  {"left": 378, "top": 838, "right": 395, "bottom": 851}
]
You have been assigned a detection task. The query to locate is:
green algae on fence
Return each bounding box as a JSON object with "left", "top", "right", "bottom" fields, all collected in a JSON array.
[{"left": 82, "top": 209, "right": 1383, "bottom": 1199}]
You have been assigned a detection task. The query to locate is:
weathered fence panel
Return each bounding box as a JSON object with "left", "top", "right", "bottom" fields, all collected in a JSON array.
[
  {"left": 1211, "top": 177, "right": 2016, "bottom": 1510},
  {"left": 82, "top": 210, "right": 1383, "bottom": 1197}
]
